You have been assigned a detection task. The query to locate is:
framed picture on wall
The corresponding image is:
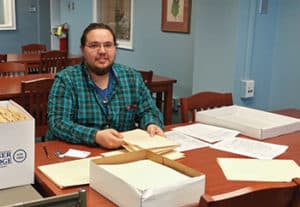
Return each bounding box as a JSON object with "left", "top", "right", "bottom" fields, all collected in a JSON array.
[
  {"left": 94, "top": 0, "right": 134, "bottom": 50},
  {"left": 161, "top": 0, "right": 191, "bottom": 33}
]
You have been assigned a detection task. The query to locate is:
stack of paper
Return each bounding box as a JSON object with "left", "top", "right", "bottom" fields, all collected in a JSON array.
[
  {"left": 211, "top": 137, "right": 288, "bottom": 159},
  {"left": 172, "top": 123, "right": 240, "bottom": 143},
  {"left": 165, "top": 130, "right": 210, "bottom": 152},
  {"left": 121, "top": 129, "right": 184, "bottom": 159}
]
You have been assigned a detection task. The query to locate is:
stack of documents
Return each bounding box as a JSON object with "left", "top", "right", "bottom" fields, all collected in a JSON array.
[
  {"left": 121, "top": 129, "right": 184, "bottom": 159},
  {"left": 165, "top": 130, "right": 210, "bottom": 152},
  {"left": 172, "top": 123, "right": 240, "bottom": 143},
  {"left": 167, "top": 123, "right": 289, "bottom": 160},
  {"left": 210, "top": 137, "right": 288, "bottom": 159}
]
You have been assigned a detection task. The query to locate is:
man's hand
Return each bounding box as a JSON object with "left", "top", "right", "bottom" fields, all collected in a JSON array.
[
  {"left": 146, "top": 124, "right": 165, "bottom": 137},
  {"left": 95, "top": 129, "right": 124, "bottom": 149}
]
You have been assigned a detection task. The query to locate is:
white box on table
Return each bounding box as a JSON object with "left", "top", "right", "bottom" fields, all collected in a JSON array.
[
  {"left": 195, "top": 105, "right": 300, "bottom": 139},
  {"left": 0, "top": 100, "right": 34, "bottom": 189},
  {"left": 90, "top": 150, "right": 205, "bottom": 207}
]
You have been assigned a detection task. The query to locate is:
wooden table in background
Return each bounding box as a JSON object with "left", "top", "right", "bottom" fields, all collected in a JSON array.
[
  {"left": 0, "top": 73, "right": 176, "bottom": 125},
  {"left": 0, "top": 73, "right": 55, "bottom": 104},
  {"left": 149, "top": 74, "right": 177, "bottom": 125},
  {"left": 6, "top": 53, "right": 82, "bottom": 66},
  {"left": 34, "top": 109, "right": 300, "bottom": 207}
]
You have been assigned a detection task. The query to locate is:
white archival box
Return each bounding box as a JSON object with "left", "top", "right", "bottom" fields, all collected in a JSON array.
[
  {"left": 195, "top": 105, "right": 300, "bottom": 139},
  {"left": 90, "top": 150, "right": 205, "bottom": 207},
  {"left": 0, "top": 100, "right": 34, "bottom": 189}
]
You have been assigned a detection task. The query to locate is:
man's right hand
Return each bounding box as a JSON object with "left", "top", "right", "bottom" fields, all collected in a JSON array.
[{"left": 95, "top": 129, "right": 124, "bottom": 149}]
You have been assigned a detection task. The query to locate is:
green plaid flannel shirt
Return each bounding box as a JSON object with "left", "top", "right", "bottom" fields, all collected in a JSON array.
[{"left": 45, "top": 63, "right": 163, "bottom": 146}]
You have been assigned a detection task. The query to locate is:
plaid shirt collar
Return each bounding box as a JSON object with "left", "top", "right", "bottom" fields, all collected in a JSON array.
[{"left": 81, "top": 62, "right": 119, "bottom": 89}]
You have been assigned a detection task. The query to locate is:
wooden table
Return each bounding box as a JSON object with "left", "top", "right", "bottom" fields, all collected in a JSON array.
[
  {"left": 6, "top": 53, "right": 82, "bottom": 66},
  {"left": 0, "top": 73, "right": 176, "bottom": 125},
  {"left": 0, "top": 73, "right": 55, "bottom": 104},
  {"left": 34, "top": 109, "right": 300, "bottom": 207}
]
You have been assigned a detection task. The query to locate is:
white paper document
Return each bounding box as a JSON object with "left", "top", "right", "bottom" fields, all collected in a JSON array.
[
  {"left": 38, "top": 156, "right": 101, "bottom": 188},
  {"left": 165, "top": 130, "right": 210, "bottom": 152},
  {"left": 63, "top": 149, "right": 91, "bottom": 158},
  {"left": 172, "top": 123, "right": 240, "bottom": 143},
  {"left": 211, "top": 137, "right": 288, "bottom": 159},
  {"left": 218, "top": 158, "right": 300, "bottom": 182}
]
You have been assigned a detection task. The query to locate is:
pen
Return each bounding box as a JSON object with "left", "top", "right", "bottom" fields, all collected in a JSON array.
[{"left": 43, "top": 145, "right": 49, "bottom": 159}]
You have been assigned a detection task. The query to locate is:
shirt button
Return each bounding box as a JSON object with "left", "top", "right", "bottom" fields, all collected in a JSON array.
[{"left": 105, "top": 124, "right": 110, "bottom": 128}]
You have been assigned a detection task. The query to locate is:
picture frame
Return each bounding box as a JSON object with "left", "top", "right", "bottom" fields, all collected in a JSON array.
[
  {"left": 93, "top": 0, "right": 134, "bottom": 50},
  {"left": 161, "top": 0, "right": 191, "bottom": 33},
  {"left": 0, "top": 0, "right": 16, "bottom": 30}
]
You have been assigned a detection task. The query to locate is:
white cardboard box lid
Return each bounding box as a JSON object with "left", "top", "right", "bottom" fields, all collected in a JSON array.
[
  {"left": 195, "top": 105, "right": 300, "bottom": 139},
  {"left": 89, "top": 150, "right": 205, "bottom": 207}
]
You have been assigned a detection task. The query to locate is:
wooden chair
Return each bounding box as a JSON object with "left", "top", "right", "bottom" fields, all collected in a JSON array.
[
  {"left": 39, "top": 50, "right": 68, "bottom": 73},
  {"left": 0, "top": 54, "right": 7, "bottom": 62},
  {"left": 0, "top": 62, "right": 28, "bottom": 77},
  {"left": 21, "top": 43, "right": 47, "bottom": 54},
  {"left": 21, "top": 78, "right": 54, "bottom": 139},
  {"left": 22, "top": 44, "right": 47, "bottom": 73},
  {"left": 138, "top": 70, "right": 153, "bottom": 86},
  {"left": 199, "top": 181, "right": 300, "bottom": 207},
  {"left": 292, "top": 178, "right": 300, "bottom": 207},
  {"left": 180, "top": 91, "right": 233, "bottom": 123}
]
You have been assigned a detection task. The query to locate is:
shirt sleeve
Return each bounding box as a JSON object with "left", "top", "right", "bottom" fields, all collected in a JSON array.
[{"left": 47, "top": 74, "right": 98, "bottom": 146}]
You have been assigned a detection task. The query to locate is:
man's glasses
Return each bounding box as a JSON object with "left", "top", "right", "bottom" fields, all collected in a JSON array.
[{"left": 85, "top": 41, "right": 115, "bottom": 51}]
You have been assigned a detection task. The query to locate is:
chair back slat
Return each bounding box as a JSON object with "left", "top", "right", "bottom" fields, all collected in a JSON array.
[
  {"left": 22, "top": 43, "right": 46, "bottom": 54},
  {"left": 40, "top": 50, "right": 68, "bottom": 73},
  {"left": 0, "top": 62, "right": 28, "bottom": 77},
  {"left": 0, "top": 54, "right": 7, "bottom": 63}
]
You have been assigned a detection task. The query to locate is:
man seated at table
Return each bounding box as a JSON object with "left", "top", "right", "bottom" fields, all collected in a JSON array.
[{"left": 45, "top": 23, "right": 164, "bottom": 149}]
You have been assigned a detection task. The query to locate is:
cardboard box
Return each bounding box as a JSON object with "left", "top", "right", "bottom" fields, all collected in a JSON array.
[
  {"left": 195, "top": 105, "right": 300, "bottom": 139},
  {"left": 90, "top": 150, "right": 205, "bottom": 207},
  {"left": 0, "top": 100, "right": 34, "bottom": 189}
]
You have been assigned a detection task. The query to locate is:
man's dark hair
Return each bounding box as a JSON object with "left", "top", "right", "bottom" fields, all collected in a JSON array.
[{"left": 80, "top": 23, "right": 117, "bottom": 47}]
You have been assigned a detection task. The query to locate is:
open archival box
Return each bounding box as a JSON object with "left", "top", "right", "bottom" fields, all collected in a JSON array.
[
  {"left": 90, "top": 150, "right": 205, "bottom": 207},
  {"left": 38, "top": 129, "right": 184, "bottom": 189},
  {"left": 0, "top": 100, "right": 34, "bottom": 190}
]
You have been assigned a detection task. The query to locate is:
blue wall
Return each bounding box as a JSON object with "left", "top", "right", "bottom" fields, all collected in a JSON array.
[
  {"left": 56, "top": 0, "right": 194, "bottom": 97},
  {"left": 233, "top": 0, "right": 279, "bottom": 110},
  {"left": 192, "top": 0, "right": 238, "bottom": 96},
  {"left": 270, "top": 0, "right": 300, "bottom": 110},
  {"left": 1, "top": 0, "right": 300, "bottom": 111},
  {"left": 0, "top": 0, "right": 50, "bottom": 53}
]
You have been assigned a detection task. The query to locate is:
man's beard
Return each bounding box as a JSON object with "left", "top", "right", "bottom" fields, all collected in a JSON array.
[{"left": 88, "top": 63, "right": 112, "bottom": 76}]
